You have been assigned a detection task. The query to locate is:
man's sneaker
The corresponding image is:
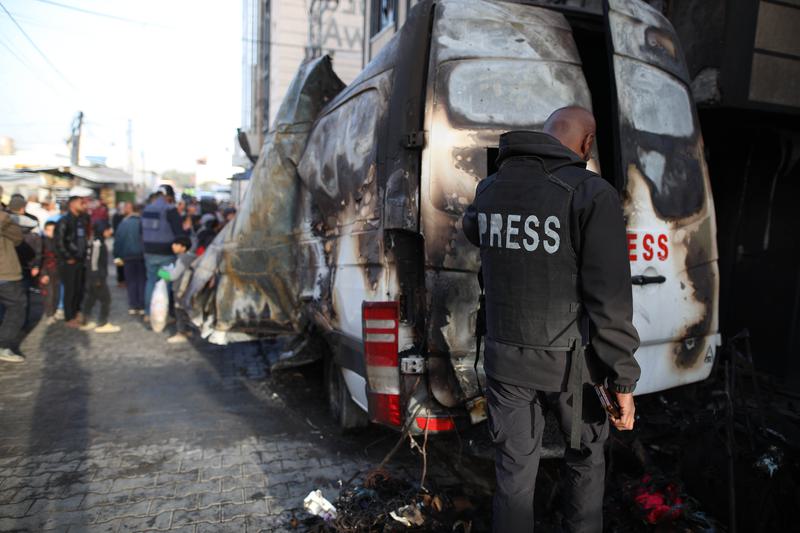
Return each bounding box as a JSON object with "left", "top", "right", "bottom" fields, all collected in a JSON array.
[
  {"left": 95, "top": 323, "right": 121, "bottom": 333},
  {"left": 167, "top": 333, "right": 188, "bottom": 344},
  {"left": 0, "top": 348, "right": 25, "bottom": 363},
  {"left": 80, "top": 321, "right": 98, "bottom": 331},
  {"left": 137, "top": 309, "right": 145, "bottom": 315},
  {"left": 128, "top": 309, "right": 138, "bottom": 316},
  {"left": 54, "top": 309, "right": 64, "bottom": 320},
  {"left": 44, "top": 315, "right": 57, "bottom": 325},
  {"left": 64, "top": 319, "right": 82, "bottom": 329}
]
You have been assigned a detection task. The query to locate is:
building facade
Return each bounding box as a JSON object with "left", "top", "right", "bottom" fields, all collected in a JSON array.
[{"left": 240, "top": 0, "right": 365, "bottom": 157}]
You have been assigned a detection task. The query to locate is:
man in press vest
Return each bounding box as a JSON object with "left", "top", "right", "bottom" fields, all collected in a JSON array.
[
  {"left": 462, "top": 107, "right": 641, "bottom": 533},
  {"left": 142, "top": 185, "right": 186, "bottom": 320}
]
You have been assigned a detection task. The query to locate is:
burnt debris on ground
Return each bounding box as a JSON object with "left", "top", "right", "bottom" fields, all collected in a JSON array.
[
  {"left": 254, "top": 329, "right": 798, "bottom": 532},
  {"left": 604, "top": 329, "right": 799, "bottom": 532}
]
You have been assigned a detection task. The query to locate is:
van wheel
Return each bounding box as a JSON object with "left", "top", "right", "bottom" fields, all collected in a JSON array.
[{"left": 325, "top": 355, "right": 369, "bottom": 430}]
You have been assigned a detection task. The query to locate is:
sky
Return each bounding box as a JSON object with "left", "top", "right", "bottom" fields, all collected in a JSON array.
[{"left": 0, "top": 0, "right": 242, "bottom": 173}]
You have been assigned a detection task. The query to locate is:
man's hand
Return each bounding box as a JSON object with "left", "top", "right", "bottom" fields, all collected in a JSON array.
[
  {"left": 40, "top": 275, "right": 50, "bottom": 285},
  {"left": 31, "top": 267, "right": 40, "bottom": 278},
  {"left": 66, "top": 259, "right": 77, "bottom": 265},
  {"left": 610, "top": 392, "right": 635, "bottom": 430}
]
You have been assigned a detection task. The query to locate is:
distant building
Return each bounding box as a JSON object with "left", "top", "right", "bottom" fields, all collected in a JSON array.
[{"left": 239, "top": 0, "right": 365, "bottom": 159}]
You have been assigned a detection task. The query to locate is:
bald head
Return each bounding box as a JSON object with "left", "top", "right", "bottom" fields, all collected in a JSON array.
[{"left": 543, "top": 106, "right": 596, "bottom": 161}]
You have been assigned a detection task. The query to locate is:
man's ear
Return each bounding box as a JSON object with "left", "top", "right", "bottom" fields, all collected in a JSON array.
[{"left": 582, "top": 133, "right": 596, "bottom": 161}]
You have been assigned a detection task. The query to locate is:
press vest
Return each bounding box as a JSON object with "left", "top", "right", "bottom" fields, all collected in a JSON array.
[
  {"left": 474, "top": 159, "right": 589, "bottom": 351},
  {"left": 141, "top": 198, "right": 176, "bottom": 247}
]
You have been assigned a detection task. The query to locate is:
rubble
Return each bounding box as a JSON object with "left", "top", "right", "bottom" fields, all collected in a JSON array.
[
  {"left": 282, "top": 328, "right": 799, "bottom": 532},
  {"left": 300, "top": 467, "right": 485, "bottom": 533}
]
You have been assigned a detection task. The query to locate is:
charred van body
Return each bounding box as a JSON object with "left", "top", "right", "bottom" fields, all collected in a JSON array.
[{"left": 180, "top": 0, "right": 719, "bottom": 434}]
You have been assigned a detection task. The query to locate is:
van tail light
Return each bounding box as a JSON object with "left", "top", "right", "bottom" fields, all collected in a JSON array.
[
  {"left": 415, "top": 416, "right": 456, "bottom": 432},
  {"left": 363, "top": 301, "right": 401, "bottom": 428}
]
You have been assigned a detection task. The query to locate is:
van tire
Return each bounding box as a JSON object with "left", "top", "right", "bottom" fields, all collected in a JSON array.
[{"left": 325, "top": 355, "right": 369, "bottom": 430}]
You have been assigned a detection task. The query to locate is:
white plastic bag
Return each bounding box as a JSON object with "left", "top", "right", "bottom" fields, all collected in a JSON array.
[
  {"left": 303, "top": 490, "right": 337, "bottom": 521},
  {"left": 150, "top": 279, "right": 169, "bottom": 332}
]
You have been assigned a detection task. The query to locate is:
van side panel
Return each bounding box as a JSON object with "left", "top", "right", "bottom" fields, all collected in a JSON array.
[{"left": 297, "top": 72, "right": 393, "bottom": 348}]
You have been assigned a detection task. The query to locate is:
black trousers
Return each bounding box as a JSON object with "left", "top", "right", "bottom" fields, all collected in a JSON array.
[
  {"left": 0, "top": 280, "right": 27, "bottom": 350},
  {"left": 41, "top": 271, "right": 60, "bottom": 317},
  {"left": 123, "top": 258, "right": 146, "bottom": 310},
  {"left": 58, "top": 262, "right": 85, "bottom": 321},
  {"left": 83, "top": 276, "right": 110, "bottom": 326},
  {"left": 486, "top": 377, "right": 609, "bottom": 533}
]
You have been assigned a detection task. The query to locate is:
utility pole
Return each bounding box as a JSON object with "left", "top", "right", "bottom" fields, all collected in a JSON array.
[{"left": 69, "top": 111, "right": 83, "bottom": 166}]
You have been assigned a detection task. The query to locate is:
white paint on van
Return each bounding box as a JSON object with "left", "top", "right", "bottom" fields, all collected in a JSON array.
[
  {"left": 342, "top": 367, "right": 369, "bottom": 412},
  {"left": 638, "top": 148, "right": 666, "bottom": 192},
  {"left": 615, "top": 57, "right": 694, "bottom": 137},
  {"left": 625, "top": 163, "right": 719, "bottom": 392}
]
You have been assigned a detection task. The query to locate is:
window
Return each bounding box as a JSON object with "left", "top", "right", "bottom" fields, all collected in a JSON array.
[{"left": 371, "top": 0, "right": 396, "bottom": 37}]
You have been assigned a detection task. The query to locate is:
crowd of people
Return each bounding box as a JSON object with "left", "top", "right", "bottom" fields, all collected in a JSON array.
[{"left": 0, "top": 184, "right": 235, "bottom": 363}]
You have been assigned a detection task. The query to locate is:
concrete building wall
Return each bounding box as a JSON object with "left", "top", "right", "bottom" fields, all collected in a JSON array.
[{"left": 268, "top": 0, "right": 365, "bottom": 125}]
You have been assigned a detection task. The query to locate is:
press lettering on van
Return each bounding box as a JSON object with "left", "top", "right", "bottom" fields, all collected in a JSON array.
[
  {"left": 506, "top": 214, "right": 521, "bottom": 250},
  {"left": 657, "top": 234, "right": 669, "bottom": 260},
  {"left": 523, "top": 215, "right": 540, "bottom": 251},
  {"left": 642, "top": 234, "right": 655, "bottom": 261},
  {"left": 543, "top": 216, "right": 560, "bottom": 254}
]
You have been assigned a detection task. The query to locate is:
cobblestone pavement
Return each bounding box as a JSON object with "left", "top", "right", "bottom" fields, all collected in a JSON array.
[{"left": 0, "top": 282, "right": 409, "bottom": 532}]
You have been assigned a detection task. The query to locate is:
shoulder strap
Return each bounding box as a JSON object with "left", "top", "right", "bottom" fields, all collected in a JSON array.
[{"left": 474, "top": 268, "right": 486, "bottom": 393}]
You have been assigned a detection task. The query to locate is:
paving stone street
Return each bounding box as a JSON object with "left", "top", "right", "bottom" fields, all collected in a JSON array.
[{"left": 0, "top": 283, "right": 414, "bottom": 532}]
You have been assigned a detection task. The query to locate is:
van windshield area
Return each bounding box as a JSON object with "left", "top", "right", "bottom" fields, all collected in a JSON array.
[{"left": 442, "top": 60, "right": 592, "bottom": 129}]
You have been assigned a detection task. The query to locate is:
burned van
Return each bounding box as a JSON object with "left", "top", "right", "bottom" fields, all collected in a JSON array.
[{"left": 182, "top": 0, "right": 719, "bottom": 433}]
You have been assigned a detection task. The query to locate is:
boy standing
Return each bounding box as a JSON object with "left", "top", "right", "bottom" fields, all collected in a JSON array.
[
  {"left": 81, "top": 220, "right": 120, "bottom": 333},
  {"left": 157, "top": 236, "right": 195, "bottom": 343},
  {"left": 39, "top": 221, "right": 60, "bottom": 323}
]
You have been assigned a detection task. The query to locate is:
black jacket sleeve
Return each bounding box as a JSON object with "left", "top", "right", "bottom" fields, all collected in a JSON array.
[
  {"left": 462, "top": 203, "right": 480, "bottom": 247},
  {"left": 167, "top": 208, "right": 186, "bottom": 238},
  {"left": 463, "top": 177, "right": 496, "bottom": 247},
  {"left": 574, "top": 178, "right": 641, "bottom": 392},
  {"left": 54, "top": 217, "right": 74, "bottom": 260}
]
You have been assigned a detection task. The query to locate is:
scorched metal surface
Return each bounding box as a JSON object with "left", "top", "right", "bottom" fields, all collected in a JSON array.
[{"left": 179, "top": 0, "right": 720, "bottom": 427}]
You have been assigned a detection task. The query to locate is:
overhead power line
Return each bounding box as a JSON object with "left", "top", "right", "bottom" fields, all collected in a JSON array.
[
  {"left": 0, "top": 36, "right": 29, "bottom": 67},
  {"left": 0, "top": 1, "right": 73, "bottom": 87},
  {"left": 31, "top": 0, "right": 169, "bottom": 27},
  {"left": 0, "top": 36, "right": 58, "bottom": 91}
]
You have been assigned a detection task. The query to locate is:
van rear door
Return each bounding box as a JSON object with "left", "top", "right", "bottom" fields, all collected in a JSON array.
[
  {"left": 420, "top": 0, "right": 595, "bottom": 405},
  {"left": 605, "top": 0, "right": 720, "bottom": 394}
]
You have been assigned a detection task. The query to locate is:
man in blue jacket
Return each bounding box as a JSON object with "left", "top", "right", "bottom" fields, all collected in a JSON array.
[
  {"left": 141, "top": 185, "right": 185, "bottom": 321},
  {"left": 113, "top": 203, "right": 146, "bottom": 315}
]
